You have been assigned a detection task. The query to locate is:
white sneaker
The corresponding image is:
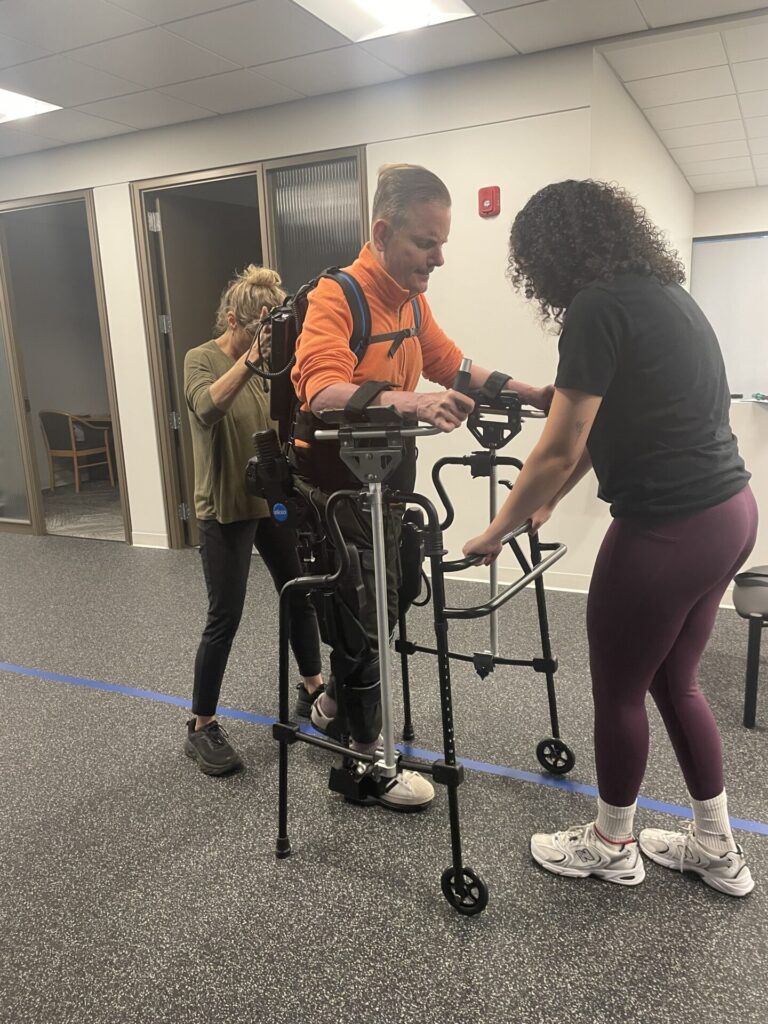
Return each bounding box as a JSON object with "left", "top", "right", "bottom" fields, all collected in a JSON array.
[
  {"left": 378, "top": 769, "right": 435, "bottom": 811},
  {"left": 530, "top": 822, "right": 645, "bottom": 886},
  {"left": 638, "top": 825, "right": 754, "bottom": 897}
]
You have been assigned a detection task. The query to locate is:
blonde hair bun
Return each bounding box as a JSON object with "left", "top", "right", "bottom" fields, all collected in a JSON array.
[{"left": 243, "top": 264, "right": 282, "bottom": 289}]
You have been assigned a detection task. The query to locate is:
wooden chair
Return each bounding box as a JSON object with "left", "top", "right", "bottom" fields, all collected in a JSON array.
[{"left": 39, "top": 411, "right": 115, "bottom": 494}]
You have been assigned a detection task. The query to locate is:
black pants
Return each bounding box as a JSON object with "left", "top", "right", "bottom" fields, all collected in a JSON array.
[
  {"left": 294, "top": 478, "right": 403, "bottom": 745},
  {"left": 192, "top": 517, "right": 322, "bottom": 717}
]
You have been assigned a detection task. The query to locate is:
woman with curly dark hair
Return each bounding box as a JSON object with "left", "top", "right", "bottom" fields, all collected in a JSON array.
[{"left": 464, "top": 180, "right": 757, "bottom": 896}]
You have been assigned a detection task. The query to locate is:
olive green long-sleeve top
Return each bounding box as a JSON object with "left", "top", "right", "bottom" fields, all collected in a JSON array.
[{"left": 184, "top": 339, "right": 272, "bottom": 523}]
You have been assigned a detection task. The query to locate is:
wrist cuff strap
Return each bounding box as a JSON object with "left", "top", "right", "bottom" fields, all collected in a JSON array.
[
  {"left": 344, "top": 380, "right": 395, "bottom": 419},
  {"left": 476, "top": 371, "right": 510, "bottom": 402}
]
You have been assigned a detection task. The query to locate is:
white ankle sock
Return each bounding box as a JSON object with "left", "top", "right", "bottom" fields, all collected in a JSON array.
[
  {"left": 317, "top": 693, "right": 337, "bottom": 718},
  {"left": 595, "top": 797, "right": 637, "bottom": 844},
  {"left": 690, "top": 791, "right": 736, "bottom": 854}
]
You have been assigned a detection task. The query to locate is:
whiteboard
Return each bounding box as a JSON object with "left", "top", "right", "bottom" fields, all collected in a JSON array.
[{"left": 690, "top": 234, "right": 768, "bottom": 397}]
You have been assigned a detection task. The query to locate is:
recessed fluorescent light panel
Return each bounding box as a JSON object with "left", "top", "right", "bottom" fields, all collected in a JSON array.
[
  {"left": 0, "top": 87, "right": 60, "bottom": 124},
  {"left": 294, "top": 0, "right": 475, "bottom": 42}
]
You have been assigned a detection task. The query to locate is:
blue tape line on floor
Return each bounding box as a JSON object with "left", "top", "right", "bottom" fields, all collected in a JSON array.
[{"left": 4, "top": 660, "right": 767, "bottom": 837}]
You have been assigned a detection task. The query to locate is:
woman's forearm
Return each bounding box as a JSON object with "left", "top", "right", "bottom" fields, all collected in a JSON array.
[
  {"left": 549, "top": 448, "right": 593, "bottom": 506},
  {"left": 486, "top": 449, "right": 579, "bottom": 542},
  {"left": 209, "top": 352, "right": 255, "bottom": 412}
]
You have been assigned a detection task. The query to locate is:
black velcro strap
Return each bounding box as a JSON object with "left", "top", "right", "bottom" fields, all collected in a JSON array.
[
  {"left": 344, "top": 380, "right": 394, "bottom": 418},
  {"left": 477, "top": 371, "right": 511, "bottom": 401}
]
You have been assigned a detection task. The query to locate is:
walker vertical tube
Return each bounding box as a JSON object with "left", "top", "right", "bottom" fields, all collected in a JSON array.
[
  {"left": 276, "top": 584, "right": 292, "bottom": 859},
  {"left": 369, "top": 481, "right": 397, "bottom": 777},
  {"left": 530, "top": 531, "right": 560, "bottom": 740},
  {"left": 489, "top": 454, "right": 499, "bottom": 657},
  {"left": 399, "top": 606, "right": 415, "bottom": 741}
]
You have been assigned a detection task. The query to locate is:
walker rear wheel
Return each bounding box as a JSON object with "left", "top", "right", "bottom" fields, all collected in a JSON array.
[
  {"left": 536, "top": 738, "right": 575, "bottom": 775},
  {"left": 440, "top": 866, "right": 489, "bottom": 916}
]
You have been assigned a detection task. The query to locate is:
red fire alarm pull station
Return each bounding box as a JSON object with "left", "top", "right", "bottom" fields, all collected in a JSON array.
[{"left": 478, "top": 185, "right": 500, "bottom": 217}]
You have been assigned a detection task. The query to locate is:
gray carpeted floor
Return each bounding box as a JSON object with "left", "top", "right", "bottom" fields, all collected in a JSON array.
[{"left": 1, "top": 531, "right": 766, "bottom": 1024}]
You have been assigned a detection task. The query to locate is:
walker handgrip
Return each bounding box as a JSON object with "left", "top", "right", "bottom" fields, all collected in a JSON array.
[
  {"left": 442, "top": 522, "right": 532, "bottom": 572},
  {"left": 315, "top": 425, "right": 442, "bottom": 440},
  {"left": 444, "top": 541, "right": 568, "bottom": 619}
]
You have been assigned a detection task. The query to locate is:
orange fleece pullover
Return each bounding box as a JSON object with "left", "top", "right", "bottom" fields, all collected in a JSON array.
[{"left": 292, "top": 243, "right": 463, "bottom": 410}]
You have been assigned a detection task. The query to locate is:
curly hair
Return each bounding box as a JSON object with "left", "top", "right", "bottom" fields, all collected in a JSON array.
[{"left": 508, "top": 180, "right": 686, "bottom": 324}]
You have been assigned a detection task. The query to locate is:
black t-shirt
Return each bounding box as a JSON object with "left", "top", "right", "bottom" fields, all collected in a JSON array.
[{"left": 554, "top": 273, "right": 749, "bottom": 518}]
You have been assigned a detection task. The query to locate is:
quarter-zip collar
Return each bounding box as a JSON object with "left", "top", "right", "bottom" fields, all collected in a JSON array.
[{"left": 349, "top": 243, "right": 414, "bottom": 312}]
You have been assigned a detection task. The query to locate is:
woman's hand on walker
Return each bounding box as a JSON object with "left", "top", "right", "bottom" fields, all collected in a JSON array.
[{"left": 463, "top": 531, "right": 504, "bottom": 565}]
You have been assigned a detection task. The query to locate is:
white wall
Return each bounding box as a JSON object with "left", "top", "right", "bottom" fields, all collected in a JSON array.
[
  {"left": 694, "top": 186, "right": 768, "bottom": 237},
  {"left": 92, "top": 185, "right": 167, "bottom": 548},
  {"left": 2, "top": 205, "right": 109, "bottom": 487},
  {"left": 689, "top": 186, "right": 768, "bottom": 584}
]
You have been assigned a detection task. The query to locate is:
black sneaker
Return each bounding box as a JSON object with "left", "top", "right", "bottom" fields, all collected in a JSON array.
[
  {"left": 184, "top": 719, "right": 243, "bottom": 776},
  {"left": 294, "top": 682, "right": 324, "bottom": 720}
]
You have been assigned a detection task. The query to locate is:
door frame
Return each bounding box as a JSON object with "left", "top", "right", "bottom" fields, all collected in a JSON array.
[
  {"left": 130, "top": 146, "right": 367, "bottom": 548},
  {"left": 0, "top": 189, "right": 131, "bottom": 541},
  {"left": 130, "top": 163, "right": 270, "bottom": 548}
]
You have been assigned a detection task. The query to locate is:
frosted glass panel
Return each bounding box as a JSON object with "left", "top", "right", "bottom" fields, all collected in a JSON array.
[
  {"left": 0, "top": 325, "right": 29, "bottom": 522},
  {"left": 267, "top": 156, "right": 363, "bottom": 293},
  {"left": 690, "top": 235, "right": 768, "bottom": 397}
]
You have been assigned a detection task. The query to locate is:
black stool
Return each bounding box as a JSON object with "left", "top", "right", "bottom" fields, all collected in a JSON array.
[{"left": 733, "top": 565, "right": 768, "bottom": 728}]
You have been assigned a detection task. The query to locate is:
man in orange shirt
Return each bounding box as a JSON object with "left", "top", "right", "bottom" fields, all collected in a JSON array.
[{"left": 291, "top": 163, "right": 552, "bottom": 810}]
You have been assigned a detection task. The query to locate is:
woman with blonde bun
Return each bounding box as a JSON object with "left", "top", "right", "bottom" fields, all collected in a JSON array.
[{"left": 184, "top": 265, "right": 323, "bottom": 775}]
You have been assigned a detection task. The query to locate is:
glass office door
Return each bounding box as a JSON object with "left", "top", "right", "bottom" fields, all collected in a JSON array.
[{"left": 0, "top": 314, "right": 31, "bottom": 525}]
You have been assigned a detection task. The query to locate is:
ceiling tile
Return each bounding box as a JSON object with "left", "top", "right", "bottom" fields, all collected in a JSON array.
[
  {"left": 0, "top": 32, "right": 50, "bottom": 70},
  {"left": 732, "top": 57, "right": 768, "bottom": 94},
  {"left": 677, "top": 155, "right": 753, "bottom": 175},
  {"left": 644, "top": 93, "right": 741, "bottom": 129},
  {"left": 107, "top": 0, "right": 246, "bottom": 23},
  {"left": 757, "top": 168, "right": 768, "bottom": 184},
  {"left": 7, "top": 107, "right": 132, "bottom": 142},
  {"left": 0, "top": 0, "right": 151, "bottom": 52},
  {"left": 657, "top": 119, "right": 746, "bottom": 148},
  {"left": 485, "top": 0, "right": 646, "bottom": 54},
  {"left": 754, "top": 152, "right": 768, "bottom": 167},
  {"left": 637, "top": 0, "right": 768, "bottom": 29},
  {"left": 77, "top": 89, "right": 213, "bottom": 128},
  {"left": 167, "top": 0, "right": 347, "bottom": 67},
  {"left": 626, "top": 65, "right": 734, "bottom": 108},
  {"left": 687, "top": 169, "right": 757, "bottom": 190},
  {"left": 603, "top": 32, "right": 726, "bottom": 81},
  {"left": 745, "top": 115, "right": 768, "bottom": 136},
  {"left": 0, "top": 55, "right": 142, "bottom": 107},
  {"left": 68, "top": 27, "right": 238, "bottom": 88},
  {"left": 359, "top": 18, "right": 514, "bottom": 75},
  {"left": 0, "top": 125, "right": 60, "bottom": 157},
  {"left": 465, "top": 1, "right": 534, "bottom": 12},
  {"left": 749, "top": 135, "right": 768, "bottom": 154},
  {"left": 723, "top": 20, "right": 768, "bottom": 63},
  {"left": 740, "top": 88, "right": 768, "bottom": 117},
  {"left": 670, "top": 139, "right": 749, "bottom": 163},
  {"left": 256, "top": 46, "right": 403, "bottom": 96},
  {"left": 160, "top": 68, "right": 303, "bottom": 112}
]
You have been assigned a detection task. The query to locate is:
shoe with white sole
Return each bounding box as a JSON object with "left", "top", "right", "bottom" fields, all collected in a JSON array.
[
  {"left": 377, "top": 768, "right": 434, "bottom": 811},
  {"left": 638, "top": 825, "right": 754, "bottom": 897},
  {"left": 530, "top": 822, "right": 645, "bottom": 886},
  {"left": 310, "top": 695, "right": 342, "bottom": 740}
]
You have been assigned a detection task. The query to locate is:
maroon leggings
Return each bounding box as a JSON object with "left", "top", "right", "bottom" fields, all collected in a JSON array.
[{"left": 587, "top": 486, "right": 758, "bottom": 805}]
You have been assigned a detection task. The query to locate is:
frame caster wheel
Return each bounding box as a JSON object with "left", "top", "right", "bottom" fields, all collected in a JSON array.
[
  {"left": 440, "top": 866, "right": 489, "bottom": 916},
  {"left": 536, "top": 737, "right": 575, "bottom": 775}
]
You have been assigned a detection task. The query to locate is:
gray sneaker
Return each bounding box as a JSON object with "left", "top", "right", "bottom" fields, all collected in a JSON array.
[
  {"left": 639, "top": 824, "right": 754, "bottom": 897},
  {"left": 530, "top": 822, "right": 645, "bottom": 886},
  {"left": 184, "top": 719, "right": 243, "bottom": 776}
]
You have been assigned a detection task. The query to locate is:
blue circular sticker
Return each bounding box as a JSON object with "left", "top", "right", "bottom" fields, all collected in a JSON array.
[{"left": 272, "top": 503, "right": 289, "bottom": 523}]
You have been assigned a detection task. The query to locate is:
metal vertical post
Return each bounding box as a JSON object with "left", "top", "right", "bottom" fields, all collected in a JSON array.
[{"left": 369, "top": 481, "right": 397, "bottom": 777}]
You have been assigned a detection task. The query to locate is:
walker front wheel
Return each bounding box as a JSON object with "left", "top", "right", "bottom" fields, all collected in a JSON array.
[
  {"left": 440, "top": 866, "right": 489, "bottom": 916},
  {"left": 536, "top": 738, "right": 575, "bottom": 776}
]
